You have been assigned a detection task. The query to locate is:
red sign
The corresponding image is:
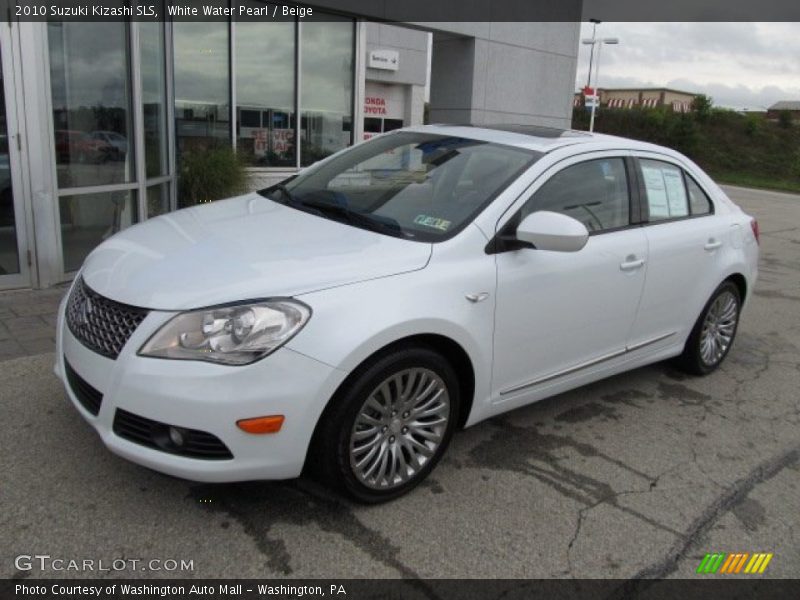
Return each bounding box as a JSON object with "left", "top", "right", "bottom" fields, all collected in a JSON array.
[
  {"left": 364, "top": 96, "right": 388, "bottom": 115},
  {"left": 583, "top": 86, "right": 595, "bottom": 97}
]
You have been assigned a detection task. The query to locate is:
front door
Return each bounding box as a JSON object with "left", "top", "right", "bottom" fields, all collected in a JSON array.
[
  {"left": 0, "top": 26, "right": 32, "bottom": 289},
  {"left": 492, "top": 154, "right": 647, "bottom": 401}
]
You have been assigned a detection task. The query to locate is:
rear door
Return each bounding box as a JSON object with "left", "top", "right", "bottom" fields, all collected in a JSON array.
[
  {"left": 491, "top": 153, "right": 648, "bottom": 401},
  {"left": 626, "top": 154, "right": 726, "bottom": 352}
]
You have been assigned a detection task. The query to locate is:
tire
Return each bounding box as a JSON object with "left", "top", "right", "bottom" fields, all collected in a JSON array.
[
  {"left": 309, "top": 346, "right": 460, "bottom": 503},
  {"left": 677, "top": 281, "right": 741, "bottom": 375}
]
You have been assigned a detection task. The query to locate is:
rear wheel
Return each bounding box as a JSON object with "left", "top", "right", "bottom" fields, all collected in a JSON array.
[
  {"left": 678, "top": 281, "right": 741, "bottom": 375},
  {"left": 310, "top": 346, "right": 459, "bottom": 503}
]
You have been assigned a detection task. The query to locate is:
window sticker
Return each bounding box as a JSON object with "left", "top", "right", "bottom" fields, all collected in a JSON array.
[
  {"left": 663, "top": 169, "right": 689, "bottom": 217},
  {"left": 414, "top": 214, "right": 452, "bottom": 231},
  {"left": 641, "top": 165, "right": 669, "bottom": 218},
  {"left": 642, "top": 163, "right": 689, "bottom": 219}
]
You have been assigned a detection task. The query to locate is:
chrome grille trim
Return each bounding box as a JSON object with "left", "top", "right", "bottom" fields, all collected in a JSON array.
[{"left": 66, "top": 277, "right": 149, "bottom": 359}]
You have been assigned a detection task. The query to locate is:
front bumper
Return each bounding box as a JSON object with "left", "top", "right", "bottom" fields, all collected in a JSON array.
[{"left": 55, "top": 296, "right": 348, "bottom": 482}]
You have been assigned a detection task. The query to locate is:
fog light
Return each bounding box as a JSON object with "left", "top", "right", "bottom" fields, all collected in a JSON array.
[{"left": 168, "top": 426, "right": 187, "bottom": 447}]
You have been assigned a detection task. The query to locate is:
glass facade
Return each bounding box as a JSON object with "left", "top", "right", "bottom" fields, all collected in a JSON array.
[
  {"left": 0, "top": 48, "right": 20, "bottom": 276},
  {"left": 140, "top": 20, "right": 169, "bottom": 179},
  {"left": 236, "top": 13, "right": 296, "bottom": 167},
  {"left": 48, "top": 22, "right": 134, "bottom": 188},
  {"left": 300, "top": 18, "right": 355, "bottom": 165},
  {"left": 146, "top": 182, "right": 171, "bottom": 218},
  {"left": 174, "top": 22, "right": 231, "bottom": 154},
  {"left": 59, "top": 190, "right": 137, "bottom": 272},
  {"left": 48, "top": 21, "right": 140, "bottom": 273},
  {"left": 42, "top": 10, "right": 356, "bottom": 279}
]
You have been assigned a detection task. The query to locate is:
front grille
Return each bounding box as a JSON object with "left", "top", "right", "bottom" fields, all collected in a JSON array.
[
  {"left": 64, "top": 359, "right": 103, "bottom": 416},
  {"left": 113, "top": 409, "right": 234, "bottom": 460},
  {"left": 66, "top": 277, "right": 149, "bottom": 359}
]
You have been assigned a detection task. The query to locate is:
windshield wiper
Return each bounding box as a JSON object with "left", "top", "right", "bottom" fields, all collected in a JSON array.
[
  {"left": 296, "top": 199, "right": 405, "bottom": 238},
  {"left": 263, "top": 184, "right": 405, "bottom": 238}
]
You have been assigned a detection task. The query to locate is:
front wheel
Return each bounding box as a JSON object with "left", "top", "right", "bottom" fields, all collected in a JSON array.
[
  {"left": 311, "top": 347, "right": 459, "bottom": 503},
  {"left": 678, "top": 281, "right": 741, "bottom": 375}
]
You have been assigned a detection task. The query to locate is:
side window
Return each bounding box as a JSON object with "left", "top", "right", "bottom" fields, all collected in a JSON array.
[
  {"left": 640, "top": 159, "right": 689, "bottom": 221},
  {"left": 521, "top": 158, "right": 630, "bottom": 233},
  {"left": 686, "top": 175, "right": 713, "bottom": 215}
]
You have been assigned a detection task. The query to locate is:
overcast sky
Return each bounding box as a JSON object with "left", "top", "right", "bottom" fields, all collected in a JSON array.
[{"left": 575, "top": 22, "right": 800, "bottom": 110}]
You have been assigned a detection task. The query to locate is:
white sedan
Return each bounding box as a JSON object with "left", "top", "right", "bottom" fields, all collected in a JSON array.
[{"left": 56, "top": 125, "right": 759, "bottom": 502}]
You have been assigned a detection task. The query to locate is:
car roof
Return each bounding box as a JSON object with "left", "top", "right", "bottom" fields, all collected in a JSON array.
[{"left": 403, "top": 123, "right": 673, "bottom": 155}]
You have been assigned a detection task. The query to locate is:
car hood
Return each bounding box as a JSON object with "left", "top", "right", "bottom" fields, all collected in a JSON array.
[{"left": 80, "top": 193, "right": 432, "bottom": 310}]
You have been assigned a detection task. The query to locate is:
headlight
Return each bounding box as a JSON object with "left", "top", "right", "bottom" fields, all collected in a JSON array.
[{"left": 139, "top": 300, "right": 311, "bottom": 365}]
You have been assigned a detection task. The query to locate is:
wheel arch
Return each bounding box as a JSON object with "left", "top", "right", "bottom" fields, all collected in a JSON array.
[
  {"left": 685, "top": 271, "right": 749, "bottom": 345},
  {"left": 304, "top": 333, "right": 476, "bottom": 472},
  {"left": 724, "top": 272, "right": 748, "bottom": 305}
]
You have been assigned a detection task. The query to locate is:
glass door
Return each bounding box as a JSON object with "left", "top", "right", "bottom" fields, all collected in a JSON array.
[{"left": 0, "top": 27, "right": 32, "bottom": 289}]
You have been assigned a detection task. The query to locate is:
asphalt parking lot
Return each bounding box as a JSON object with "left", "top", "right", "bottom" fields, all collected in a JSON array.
[{"left": 2, "top": 185, "right": 798, "bottom": 581}]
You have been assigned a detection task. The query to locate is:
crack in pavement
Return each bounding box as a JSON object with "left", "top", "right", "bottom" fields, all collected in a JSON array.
[
  {"left": 565, "top": 457, "right": 695, "bottom": 576},
  {"left": 468, "top": 419, "right": 684, "bottom": 543},
  {"left": 605, "top": 443, "right": 800, "bottom": 597}
]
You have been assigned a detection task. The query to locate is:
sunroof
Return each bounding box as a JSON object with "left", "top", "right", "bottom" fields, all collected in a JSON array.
[{"left": 479, "top": 124, "right": 591, "bottom": 138}]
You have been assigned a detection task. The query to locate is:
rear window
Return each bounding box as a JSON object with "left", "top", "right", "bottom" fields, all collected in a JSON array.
[
  {"left": 640, "top": 159, "right": 689, "bottom": 221},
  {"left": 686, "top": 175, "right": 713, "bottom": 215}
]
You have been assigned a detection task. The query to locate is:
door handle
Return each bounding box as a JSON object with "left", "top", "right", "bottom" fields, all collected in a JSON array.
[
  {"left": 620, "top": 257, "right": 645, "bottom": 271},
  {"left": 704, "top": 239, "right": 722, "bottom": 251}
]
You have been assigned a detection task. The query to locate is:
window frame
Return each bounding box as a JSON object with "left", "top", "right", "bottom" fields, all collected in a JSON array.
[
  {"left": 488, "top": 153, "right": 640, "bottom": 254},
  {"left": 632, "top": 155, "right": 716, "bottom": 225}
]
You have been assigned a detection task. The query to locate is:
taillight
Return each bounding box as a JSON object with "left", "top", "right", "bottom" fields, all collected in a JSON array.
[{"left": 750, "top": 218, "right": 760, "bottom": 245}]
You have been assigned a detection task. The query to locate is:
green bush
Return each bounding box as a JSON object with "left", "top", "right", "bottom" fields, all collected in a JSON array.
[
  {"left": 692, "top": 94, "right": 713, "bottom": 122},
  {"left": 778, "top": 110, "right": 793, "bottom": 130},
  {"left": 745, "top": 113, "right": 761, "bottom": 137},
  {"left": 178, "top": 146, "right": 248, "bottom": 208},
  {"left": 572, "top": 104, "right": 800, "bottom": 193}
]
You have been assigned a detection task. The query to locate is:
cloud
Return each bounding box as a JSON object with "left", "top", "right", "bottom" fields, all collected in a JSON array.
[{"left": 575, "top": 22, "right": 800, "bottom": 109}]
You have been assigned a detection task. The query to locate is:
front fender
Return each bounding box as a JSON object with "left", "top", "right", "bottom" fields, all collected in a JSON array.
[{"left": 287, "top": 231, "right": 497, "bottom": 426}]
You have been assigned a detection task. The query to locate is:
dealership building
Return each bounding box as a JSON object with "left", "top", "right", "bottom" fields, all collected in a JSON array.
[{"left": 0, "top": 3, "right": 580, "bottom": 289}]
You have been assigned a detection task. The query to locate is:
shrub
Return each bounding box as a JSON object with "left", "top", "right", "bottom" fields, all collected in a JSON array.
[
  {"left": 571, "top": 103, "right": 800, "bottom": 193},
  {"left": 692, "top": 94, "right": 713, "bottom": 122},
  {"left": 778, "top": 110, "right": 793, "bottom": 130},
  {"left": 178, "top": 146, "right": 248, "bottom": 208},
  {"left": 745, "top": 113, "right": 761, "bottom": 137}
]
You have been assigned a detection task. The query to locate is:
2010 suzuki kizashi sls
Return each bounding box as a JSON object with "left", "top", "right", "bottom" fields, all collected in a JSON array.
[{"left": 57, "top": 125, "right": 759, "bottom": 502}]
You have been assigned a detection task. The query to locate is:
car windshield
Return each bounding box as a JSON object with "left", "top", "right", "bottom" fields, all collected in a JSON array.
[{"left": 259, "top": 132, "right": 540, "bottom": 242}]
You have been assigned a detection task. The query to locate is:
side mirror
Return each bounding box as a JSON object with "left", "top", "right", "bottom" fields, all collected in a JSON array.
[{"left": 516, "top": 211, "right": 589, "bottom": 252}]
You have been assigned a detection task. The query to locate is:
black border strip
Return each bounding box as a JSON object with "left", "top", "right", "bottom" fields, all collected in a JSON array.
[
  {"left": 6, "top": 0, "right": 800, "bottom": 22},
  {"left": 3, "top": 578, "right": 799, "bottom": 600}
]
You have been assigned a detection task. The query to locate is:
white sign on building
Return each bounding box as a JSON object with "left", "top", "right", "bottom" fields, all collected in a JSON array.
[{"left": 368, "top": 49, "right": 400, "bottom": 71}]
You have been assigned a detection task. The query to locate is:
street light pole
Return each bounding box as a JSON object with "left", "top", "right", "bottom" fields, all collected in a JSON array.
[
  {"left": 585, "top": 37, "right": 619, "bottom": 133},
  {"left": 585, "top": 19, "right": 601, "bottom": 89},
  {"left": 588, "top": 41, "right": 603, "bottom": 132}
]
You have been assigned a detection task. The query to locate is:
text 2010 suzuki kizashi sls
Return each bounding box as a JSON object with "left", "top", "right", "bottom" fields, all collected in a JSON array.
[{"left": 57, "top": 125, "right": 759, "bottom": 502}]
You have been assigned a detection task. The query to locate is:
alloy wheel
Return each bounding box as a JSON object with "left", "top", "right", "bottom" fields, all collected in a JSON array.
[
  {"left": 699, "top": 290, "right": 738, "bottom": 366},
  {"left": 349, "top": 368, "right": 450, "bottom": 490}
]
